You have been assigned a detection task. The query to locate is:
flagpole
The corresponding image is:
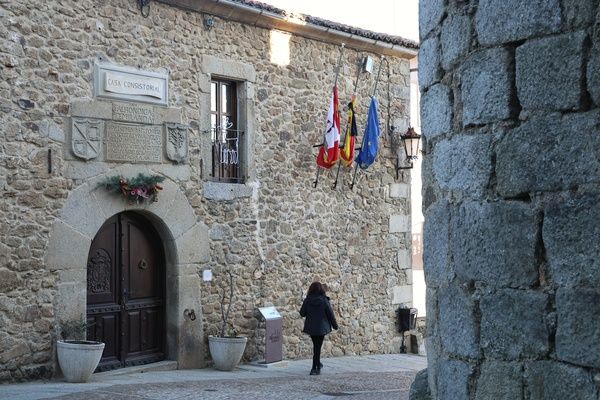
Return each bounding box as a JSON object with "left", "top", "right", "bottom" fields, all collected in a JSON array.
[
  {"left": 333, "top": 44, "right": 345, "bottom": 86},
  {"left": 350, "top": 55, "right": 385, "bottom": 190},
  {"left": 332, "top": 58, "right": 362, "bottom": 189},
  {"left": 313, "top": 43, "right": 345, "bottom": 188}
]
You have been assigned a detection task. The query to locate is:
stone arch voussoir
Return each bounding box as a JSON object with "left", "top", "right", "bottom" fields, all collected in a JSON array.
[{"left": 45, "top": 166, "right": 209, "bottom": 370}]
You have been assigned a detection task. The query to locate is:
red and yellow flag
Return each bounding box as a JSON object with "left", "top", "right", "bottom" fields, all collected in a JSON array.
[
  {"left": 340, "top": 95, "right": 357, "bottom": 166},
  {"left": 316, "top": 86, "right": 341, "bottom": 169}
]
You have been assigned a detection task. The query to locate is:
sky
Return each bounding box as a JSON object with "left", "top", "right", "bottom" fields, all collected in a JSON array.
[{"left": 258, "top": 0, "right": 419, "bottom": 42}]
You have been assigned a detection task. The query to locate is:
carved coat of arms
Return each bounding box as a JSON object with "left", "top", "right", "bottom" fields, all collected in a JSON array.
[
  {"left": 71, "top": 118, "right": 102, "bottom": 160},
  {"left": 165, "top": 123, "right": 188, "bottom": 163}
]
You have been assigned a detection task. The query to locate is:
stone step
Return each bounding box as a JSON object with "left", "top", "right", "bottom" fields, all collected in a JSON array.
[{"left": 94, "top": 360, "right": 178, "bottom": 377}]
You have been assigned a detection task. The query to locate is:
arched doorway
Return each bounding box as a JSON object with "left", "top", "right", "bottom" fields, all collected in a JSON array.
[{"left": 86, "top": 211, "right": 166, "bottom": 371}]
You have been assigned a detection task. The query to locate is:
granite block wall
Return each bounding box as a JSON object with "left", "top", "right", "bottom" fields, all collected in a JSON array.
[{"left": 419, "top": 0, "right": 600, "bottom": 398}]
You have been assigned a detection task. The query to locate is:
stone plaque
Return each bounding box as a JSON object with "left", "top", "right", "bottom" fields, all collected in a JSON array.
[
  {"left": 71, "top": 118, "right": 102, "bottom": 160},
  {"left": 105, "top": 122, "right": 162, "bottom": 163},
  {"left": 113, "top": 103, "right": 155, "bottom": 124},
  {"left": 105, "top": 72, "right": 163, "bottom": 98},
  {"left": 94, "top": 63, "right": 168, "bottom": 106},
  {"left": 165, "top": 123, "right": 188, "bottom": 163}
]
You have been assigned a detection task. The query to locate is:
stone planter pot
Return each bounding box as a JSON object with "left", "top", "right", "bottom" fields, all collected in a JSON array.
[
  {"left": 57, "top": 340, "right": 105, "bottom": 383},
  {"left": 208, "top": 336, "right": 247, "bottom": 371}
]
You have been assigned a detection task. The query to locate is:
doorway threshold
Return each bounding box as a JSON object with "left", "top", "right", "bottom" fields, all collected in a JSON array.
[{"left": 95, "top": 360, "right": 178, "bottom": 377}]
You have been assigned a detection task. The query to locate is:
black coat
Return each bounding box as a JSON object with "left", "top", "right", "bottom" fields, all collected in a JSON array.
[{"left": 299, "top": 294, "right": 338, "bottom": 336}]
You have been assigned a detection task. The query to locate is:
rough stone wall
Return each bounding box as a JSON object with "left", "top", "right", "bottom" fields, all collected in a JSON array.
[
  {"left": 0, "top": 0, "right": 412, "bottom": 381},
  {"left": 420, "top": 0, "right": 600, "bottom": 398}
]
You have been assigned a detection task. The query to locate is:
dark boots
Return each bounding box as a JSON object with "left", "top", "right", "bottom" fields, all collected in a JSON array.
[{"left": 310, "top": 362, "right": 324, "bottom": 375}]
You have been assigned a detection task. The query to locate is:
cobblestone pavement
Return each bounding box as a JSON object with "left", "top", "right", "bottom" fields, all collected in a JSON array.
[
  {"left": 47, "top": 371, "right": 416, "bottom": 400},
  {"left": 0, "top": 354, "right": 426, "bottom": 400}
]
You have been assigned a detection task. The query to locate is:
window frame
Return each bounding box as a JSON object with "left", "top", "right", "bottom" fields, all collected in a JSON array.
[
  {"left": 199, "top": 56, "right": 256, "bottom": 200},
  {"left": 210, "top": 78, "right": 242, "bottom": 183}
]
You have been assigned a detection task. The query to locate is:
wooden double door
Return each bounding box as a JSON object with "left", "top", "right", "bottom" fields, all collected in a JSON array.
[{"left": 86, "top": 212, "right": 165, "bottom": 371}]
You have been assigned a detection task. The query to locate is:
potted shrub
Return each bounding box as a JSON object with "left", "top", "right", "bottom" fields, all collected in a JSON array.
[
  {"left": 56, "top": 319, "right": 105, "bottom": 383},
  {"left": 206, "top": 268, "right": 247, "bottom": 371}
]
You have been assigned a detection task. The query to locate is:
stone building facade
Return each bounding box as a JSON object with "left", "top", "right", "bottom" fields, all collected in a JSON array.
[
  {"left": 420, "top": 0, "right": 600, "bottom": 398},
  {"left": 0, "top": 0, "right": 418, "bottom": 381}
]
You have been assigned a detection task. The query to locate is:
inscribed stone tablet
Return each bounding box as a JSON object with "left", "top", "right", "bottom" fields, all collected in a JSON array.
[
  {"left": 106, "top": 122, "right": 162, "bottom": 163},
  {"left": 113, "top": 103, "right": 155, "bottom": 124},
  {"left": 94, "top": 64, "right": 168, "bottom": 106}
]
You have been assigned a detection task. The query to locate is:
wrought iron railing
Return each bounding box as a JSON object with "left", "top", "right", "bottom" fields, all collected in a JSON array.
[{"left": 211, "top": 127, "right": 244, "bottom": 183}]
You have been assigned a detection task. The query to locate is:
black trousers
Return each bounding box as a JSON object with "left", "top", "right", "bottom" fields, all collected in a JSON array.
[{"left": 310, "top": 335, "right": 324, "bottom": 369}]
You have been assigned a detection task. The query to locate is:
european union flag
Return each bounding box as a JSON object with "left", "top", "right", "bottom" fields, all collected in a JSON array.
[{"left": 355, "top": 97, "right": 380, "bottom": 169}]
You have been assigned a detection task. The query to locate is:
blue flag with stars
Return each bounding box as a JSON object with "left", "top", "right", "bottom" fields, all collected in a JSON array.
[{"left": 355, "top": 97, "right": 380, "bottom": 169}]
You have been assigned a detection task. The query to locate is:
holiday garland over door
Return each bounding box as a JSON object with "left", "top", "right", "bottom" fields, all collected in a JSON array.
[{"left": 99, "top": 173, "right": 165, "bottom": 203}]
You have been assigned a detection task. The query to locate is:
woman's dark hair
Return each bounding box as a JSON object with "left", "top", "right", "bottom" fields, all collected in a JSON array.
[{"left": 307, "top": 281, "right": 326, "bottom": 296}]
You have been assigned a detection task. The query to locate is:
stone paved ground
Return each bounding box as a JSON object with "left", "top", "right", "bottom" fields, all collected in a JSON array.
[
  {"left": 0, "top": 354, "right": 426, "bottom": 400},
  {"left": 49, "top": 371, "right": 416, "bottom": 400}
]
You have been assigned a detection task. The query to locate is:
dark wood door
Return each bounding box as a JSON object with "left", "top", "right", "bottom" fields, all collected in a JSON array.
[{"left": 86, "top": 212, "right": 165, "bottom": 371}]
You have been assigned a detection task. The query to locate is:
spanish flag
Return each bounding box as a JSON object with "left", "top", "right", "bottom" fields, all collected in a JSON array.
[
  {"left": 316, "top": 86, "right": 341, "bottom": 169},
  {"left": 340, "top": 95, "right": 357, "bottom": 167}
]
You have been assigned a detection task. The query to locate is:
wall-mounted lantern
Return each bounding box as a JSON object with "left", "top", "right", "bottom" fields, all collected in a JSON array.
[{"left": 396, "top": 126, "right": 421, "bottom": 178}]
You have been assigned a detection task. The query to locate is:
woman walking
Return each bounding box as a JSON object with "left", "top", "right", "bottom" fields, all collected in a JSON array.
[{"left": 300, "top": 282, "right": 338, "bottom": 375}]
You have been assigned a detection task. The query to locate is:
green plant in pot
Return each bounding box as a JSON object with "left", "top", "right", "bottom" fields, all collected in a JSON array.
[
  {"left": 56, "top": 319, "right": 105, "bottom": 383},
  {"left": 206, "top": 267, "right": 247, "bottom": 371}
]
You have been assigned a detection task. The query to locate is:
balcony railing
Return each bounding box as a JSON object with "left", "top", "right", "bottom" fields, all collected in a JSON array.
[{"left": 211, "top": 127, "right": 244, "bottom": 183}]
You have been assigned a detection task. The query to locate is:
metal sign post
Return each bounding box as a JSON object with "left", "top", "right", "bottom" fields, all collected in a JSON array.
[{"left": 258, "top": 306, "right": 283, "bottom": 363}]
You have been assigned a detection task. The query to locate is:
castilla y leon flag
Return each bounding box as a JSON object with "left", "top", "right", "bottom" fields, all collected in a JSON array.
[
  {"left": 316, "top": 86, "right": 341, "bottom": 169},
  {"left": 340, "top": 95, "right": 357, "bottom": 167}
]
